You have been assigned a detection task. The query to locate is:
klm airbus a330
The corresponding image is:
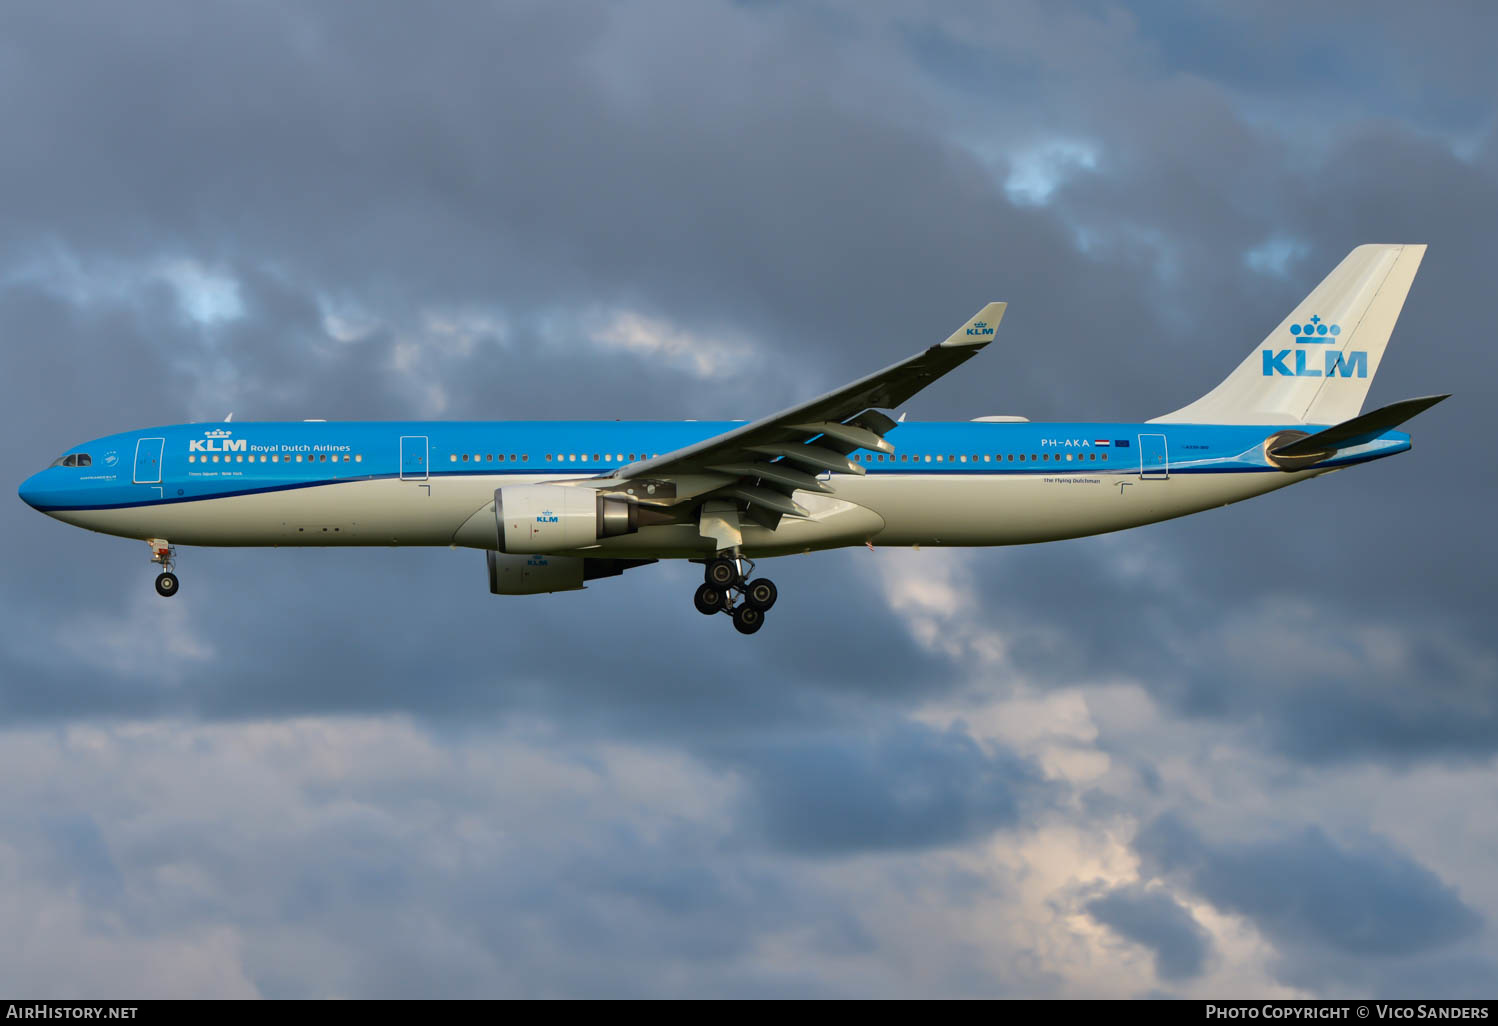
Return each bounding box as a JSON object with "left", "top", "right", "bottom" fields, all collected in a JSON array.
[{"left": 19, "top": 245, "right": 1446, "bottom": 634}]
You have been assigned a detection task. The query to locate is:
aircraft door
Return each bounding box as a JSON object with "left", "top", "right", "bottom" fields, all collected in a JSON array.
[
  {"left": 1138, "top": 433, "right": 1168, "bottom": 480},
  {"left": 133, "top": 437, "right": 165, "bottom": 484},
  {"left": 400, "top": 435, "right": 429, "bottom": 481}
]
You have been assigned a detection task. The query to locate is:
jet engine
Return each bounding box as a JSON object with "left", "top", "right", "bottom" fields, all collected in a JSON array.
[
  {"left": 494, "top": 484, "right": 637, "bottom": 553},
  {"left": 486, "top": 552, "right": 658, "bottom": 595},
  {"left": 487, "top": 552, "right": 586, "bottom": 594}
]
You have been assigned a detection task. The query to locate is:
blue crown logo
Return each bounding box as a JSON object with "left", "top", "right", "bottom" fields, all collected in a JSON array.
[
  {"left": 1289, "top": 314, "right": 1340, "bottom": 343},
  {"left": 205, "top": 428, "right": 233, "bottom": 438}
]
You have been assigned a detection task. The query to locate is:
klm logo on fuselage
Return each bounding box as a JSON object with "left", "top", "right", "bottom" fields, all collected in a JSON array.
[
  {"left": 1262, "top": 314, "right": 1367, "bottom": 378},
  {"left": 966, "top": 320, "right": 995, "bottom": 337},
  {"left": 188, "top": 429, "right": 247, "bottom": 453},
  {"left": 536, "top": 510, "right": 559, "bottom": 523}
]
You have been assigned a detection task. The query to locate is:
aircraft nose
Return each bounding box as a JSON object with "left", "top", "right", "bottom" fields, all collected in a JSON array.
[{"left": 18, "top": 471, "right": 47, "bottom": 510}]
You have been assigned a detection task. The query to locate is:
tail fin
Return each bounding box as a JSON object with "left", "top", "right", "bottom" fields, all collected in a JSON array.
[{"left": 1152, "top": 244, "right": 1427, "bottom": 425}]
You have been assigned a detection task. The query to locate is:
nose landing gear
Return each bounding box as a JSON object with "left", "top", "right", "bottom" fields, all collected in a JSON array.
[
  {"left": 693, "top": 554, "right": 776, "bottom": 635},
  {"left": 148, "top": 539, "right": 179, "bottom": 598}
]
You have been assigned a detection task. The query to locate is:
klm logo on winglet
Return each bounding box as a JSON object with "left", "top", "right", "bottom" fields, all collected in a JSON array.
[
  {"left": 1262, "top": 314, "right": 1366, "bottom": 378},
  {"left": 536, "top": 510, "right": 559, "bottom": 523},
  {"left": 966, "top": 320, "right": 995, "bottom": 337}
]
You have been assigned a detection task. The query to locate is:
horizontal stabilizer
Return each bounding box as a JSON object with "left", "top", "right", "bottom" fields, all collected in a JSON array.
[{"left": 1269, "top": 394, "right": 1450, "bottom": 458}]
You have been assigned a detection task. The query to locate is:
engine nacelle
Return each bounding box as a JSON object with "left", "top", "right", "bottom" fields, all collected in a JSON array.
[
  {"left": 486, "top": 552, "right": 659, "bottom": 595},
  {"left": 495, "top": 484, "right": 638, "bottom": 554},
  {"left": 487, "top": 551, "right": 586, "bottom": 594}
]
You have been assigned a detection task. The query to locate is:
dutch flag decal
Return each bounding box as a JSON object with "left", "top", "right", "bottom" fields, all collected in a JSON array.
[{"left": 1093, "top": 439, "right": 1111, "bottom": 447}]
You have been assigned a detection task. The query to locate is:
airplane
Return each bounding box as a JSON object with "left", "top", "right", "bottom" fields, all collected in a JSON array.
[{"left": 18, "top": 244, "right": 1446, "bottom": 635}]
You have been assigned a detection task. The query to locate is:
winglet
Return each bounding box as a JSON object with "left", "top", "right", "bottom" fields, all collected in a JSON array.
[{"left": 939, "top": 302, "right": 1006, "bottom": 348}]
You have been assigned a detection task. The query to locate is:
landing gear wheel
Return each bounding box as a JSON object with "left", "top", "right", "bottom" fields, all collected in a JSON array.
[
  {"left": 744, "top": 578, "right": 778, "bottom": 611},
  {"left": 693, "top": 583, "right": 725, "bottom": 615},
  {"left": 732, "top": 604, "right": 764, "bottom": 635},
  {"left": 155, "top": 572, "right": 179, "bottom": 598},
  {"left": 705, "top": 557, "right": 741, "bottom": 589}
]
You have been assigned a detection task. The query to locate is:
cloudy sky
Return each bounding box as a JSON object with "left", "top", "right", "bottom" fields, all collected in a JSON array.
[{"left": 3, "top": 0, "right": 1495, "bottom": 998}]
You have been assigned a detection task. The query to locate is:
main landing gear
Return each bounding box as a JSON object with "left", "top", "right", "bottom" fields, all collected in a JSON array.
[
  {"left": 693, "top": 555, "right": 777, "bottom": 635},
  {"left": 148, "top": 539, "right": 179, "bottom": 598}
]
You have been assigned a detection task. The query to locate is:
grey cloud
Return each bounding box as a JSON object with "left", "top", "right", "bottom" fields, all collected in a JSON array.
[
  {"left": 1085, "top": 883, "right": 1211, "bottom": 982},
  {"left": 1136, "top": 815, "right": 1482, "bottom": 962},
  {"left": 723, "top": 722, "right": 1057, "bottom": 854}
]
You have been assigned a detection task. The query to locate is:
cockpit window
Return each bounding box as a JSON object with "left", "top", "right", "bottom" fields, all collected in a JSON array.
[{"left": 50, "top": 453, "right": 91, "bottom": 467}]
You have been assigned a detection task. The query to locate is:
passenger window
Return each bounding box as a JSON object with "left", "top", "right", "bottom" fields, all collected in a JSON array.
[
  {"left": 1019, "top": 454, "right": 1026, "bottom": 462},
  {"left": 462, "top": 454, "right": 470, "bottom": 462},
  {"left": 936, "top": 455, "right": 944, "bottom": 463},
  {"left": 521, "top": 455, "right": 528, "bottom": 463},
  {"left": 355, "top": 454, "right": 362, "bottom": 463}
]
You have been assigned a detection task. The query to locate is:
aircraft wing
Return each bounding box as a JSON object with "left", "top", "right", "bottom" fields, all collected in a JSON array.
[{"left": 606, "top": 303, "right": 1005, "bottom": 521}]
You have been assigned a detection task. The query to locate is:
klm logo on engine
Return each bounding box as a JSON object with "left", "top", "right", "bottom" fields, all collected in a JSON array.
[
  {"left": 1262, "top": 314, "right": 1366, "bottom": 378},
  {"left": 966, "top": 320, "right": 995, "bottom": 337},
  {"left": 188, "top": 428, "right": 247, "bottom": 453},
  {"left": 536, "top": 510, "right": 559, "bottom": 523}
]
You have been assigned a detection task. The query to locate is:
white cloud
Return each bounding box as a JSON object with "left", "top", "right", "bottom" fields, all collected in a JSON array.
[
  {"left": 1003, "top": 140, "right": 1101, "bottom": 206},
  {"left": 588, "top": 310, "right": 751, "bottom": 381},
  {"left": 155, "top": 259, "right": 244, "bottom": 326},
  {"left": 1244, "top": 237, "right": 1311, "bottom": 278},
  {"left": 3, "top": 249, "right": 245, "bottom": 326}
]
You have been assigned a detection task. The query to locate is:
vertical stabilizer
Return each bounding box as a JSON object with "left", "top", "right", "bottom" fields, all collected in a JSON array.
[{"left": 1152, "top": 244, "right": 1426, "bottom": 425}]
